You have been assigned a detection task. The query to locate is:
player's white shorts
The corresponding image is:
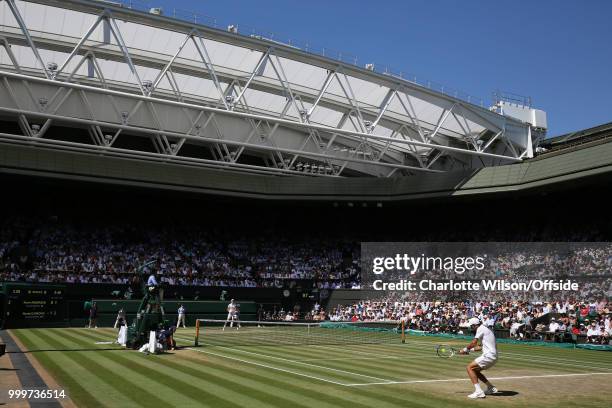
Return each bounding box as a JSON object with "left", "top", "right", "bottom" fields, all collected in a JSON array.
[{"left": 474, "top": 354, "right": 497, "bottom": 370}]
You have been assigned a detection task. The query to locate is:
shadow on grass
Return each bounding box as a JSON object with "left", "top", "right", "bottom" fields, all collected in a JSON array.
[
  {"left": 140, "top": 351, "right": 176, "bottom": 356},
  {"left": 491, "top": 390, "right": 519, "bottom": 397},
  {"left": 454, "top": 390, "right": 519, "bottom": 397}
]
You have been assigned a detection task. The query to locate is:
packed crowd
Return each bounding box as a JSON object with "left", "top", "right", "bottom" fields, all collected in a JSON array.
[
  {"left": 0, "top": 218, "right": 360, "bottom": 289},
  {"left": 319, "top": 297, "right": 612, "bottom": 344},
  {"left": 0, "top": 217, "right": 610, "bottom": 291}
]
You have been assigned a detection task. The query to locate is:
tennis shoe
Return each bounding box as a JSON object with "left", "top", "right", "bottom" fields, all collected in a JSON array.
[
  {"left": 484, "top": 386, "right": 498, "bottom": 395},
  {"left": 468, "top": 390, "right": 486, "bottom": 399}
]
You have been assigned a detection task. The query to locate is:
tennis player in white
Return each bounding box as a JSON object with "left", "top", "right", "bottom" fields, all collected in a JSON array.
[
  {"left": 223, "top": 299, "right": 240, "bottom": 330},
  {"left": 459, "top": 317, "right": 498, "bottom": 399}
]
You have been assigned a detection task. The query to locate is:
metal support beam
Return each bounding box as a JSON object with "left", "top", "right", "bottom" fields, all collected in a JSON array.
[{"left": 0, "top": 70, "right": 522, "bottom": 164}]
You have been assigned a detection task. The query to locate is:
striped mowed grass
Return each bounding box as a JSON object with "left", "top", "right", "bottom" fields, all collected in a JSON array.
[{"left": 9, "top": 327, "right": 612, "bottom": 408}]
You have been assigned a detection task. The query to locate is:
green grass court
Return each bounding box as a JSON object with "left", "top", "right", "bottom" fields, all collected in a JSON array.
[{"left": 9, "top": 327, "right": 612, "bottom": 407}]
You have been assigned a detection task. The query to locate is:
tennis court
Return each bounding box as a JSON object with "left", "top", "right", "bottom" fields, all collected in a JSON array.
[{"left": 7, "top": 326, "right": 612, "bottom": 407}]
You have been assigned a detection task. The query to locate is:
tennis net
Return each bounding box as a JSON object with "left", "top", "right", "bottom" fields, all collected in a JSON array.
[{"left": 194, "top": 319, "right": 406, "bottom": 346}]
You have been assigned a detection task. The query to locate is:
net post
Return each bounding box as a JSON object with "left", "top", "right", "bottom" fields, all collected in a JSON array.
[
  {"left": 401, "top": 320, "right": 406, "bottom": 344},
  {"left": 194, "top": 319, "right": 200, "bottom": 346}
]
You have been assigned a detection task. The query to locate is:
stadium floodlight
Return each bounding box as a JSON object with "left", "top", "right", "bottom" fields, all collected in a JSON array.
[
  {"left": 142, "top": 80, "right": 153, "bottom": 91},
  {"left": 31, "top": 124, "right": 40, "bottom": 134},
  {"left": 120, "top": 111, "right": 129, "bottom": 124},
  {"left": 225, "top": 95, "right": 235, "bottom": 105},
  {"left": 149, "top": 8, "right": 163, "bottom": 16},
  {"left": 365, "top": 63, "right": 375, "bottom": 71},
  {"left": 227, "top": 25, "right": 238, "bottom": 34},
  {"left": 46, "top": 62, "right": 58, "bottom": 79},
  {"left": 38, "top": 97, "right": 48, "bottom": 108},
  {"left": 104, "top": 134, "right": 112, "bottom": 144}
]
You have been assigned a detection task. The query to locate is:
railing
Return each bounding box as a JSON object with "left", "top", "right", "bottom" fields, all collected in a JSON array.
[
  {"left": 99, "top": 0, "right": 487, "bottom": 107},
  {"left": 492, "top": 90, "right": 532, "bottom": 108}
]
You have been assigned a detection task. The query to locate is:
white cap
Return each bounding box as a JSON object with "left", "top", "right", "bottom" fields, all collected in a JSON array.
[{"left": 468, "top": 317, "right": 480, "bottom": 326}]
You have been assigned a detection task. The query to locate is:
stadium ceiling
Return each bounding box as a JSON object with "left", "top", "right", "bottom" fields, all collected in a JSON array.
[{"left": 0, "top": 0, "right": 544, "bottom": 177}]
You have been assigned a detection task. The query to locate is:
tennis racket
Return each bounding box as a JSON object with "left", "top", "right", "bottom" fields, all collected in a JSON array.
[{"left": 436, "top": 344, "right": 460, "bottom": 358}]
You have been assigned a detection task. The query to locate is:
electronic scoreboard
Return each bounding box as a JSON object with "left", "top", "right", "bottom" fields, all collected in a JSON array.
[{"left": 1, "top": 283, "right": 66, "bottom": 328}]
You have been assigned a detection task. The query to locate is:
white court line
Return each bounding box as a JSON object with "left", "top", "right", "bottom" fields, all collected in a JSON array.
[
  {"left": 186, "top": 347, "right": 349, "bottom": 386},
  {"left": 177, "top": 334, "right": 612, "bottom": 372},
  {"left": 175, "top": 336, "right": 393, "bottom": 382},
  {"left": 375, "top": 340, "right": 612, "bottom": 372},
  {"left": 316, "top": 342, "right": 612, "bottom": 371},
  {"left": 499, "top": 350, "right": 612, "bottom": 367},
  {"left": 497, "top": 353, "right": 612, "bottom": 371},
  {"left": 396, "top": 338, "right": 612, "bottom": 367},
  {"left": 344, "top": 372, "right": 612, "bottom": 387},
  {"left": 178, "top": 337, "right": 612, "bottom": 388},
  {"left": 172, "top": 333, "right": 612, "bottom": 370},
  {"left": 310, "top": 340, "right": 612, "bottom": 370}
]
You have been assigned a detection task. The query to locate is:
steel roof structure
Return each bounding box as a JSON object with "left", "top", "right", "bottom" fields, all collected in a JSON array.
[{"left": 0, "top": 0, "right": 544, "bottom": 178}]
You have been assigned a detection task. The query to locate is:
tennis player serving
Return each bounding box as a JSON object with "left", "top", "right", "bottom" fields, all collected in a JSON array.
[{"left": 460, "top": 317, "right": 498, "bottom": 399}]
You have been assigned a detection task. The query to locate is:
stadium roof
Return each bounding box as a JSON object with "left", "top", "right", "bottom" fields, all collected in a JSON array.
[
  {"left": 1, "top": 130, "right": 610, "bottom": 201},
  {"left": 540, "top": 121, "right": 612, "bottom": 153},
  {"left": 0, "top": 0, "right": 544, "bottom": 177}
]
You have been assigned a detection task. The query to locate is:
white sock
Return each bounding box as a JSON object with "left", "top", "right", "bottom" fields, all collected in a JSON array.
[{"left": 474, "top": 383, "right": 483, "bottom": 392}]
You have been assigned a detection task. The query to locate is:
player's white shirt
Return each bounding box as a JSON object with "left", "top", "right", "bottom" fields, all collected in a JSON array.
[
  {"left": 227, "top": 302, "right": 236, "bottom": 313},
  {"left": 475, "top": 324, "right": 497, "bottom": 357}
]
